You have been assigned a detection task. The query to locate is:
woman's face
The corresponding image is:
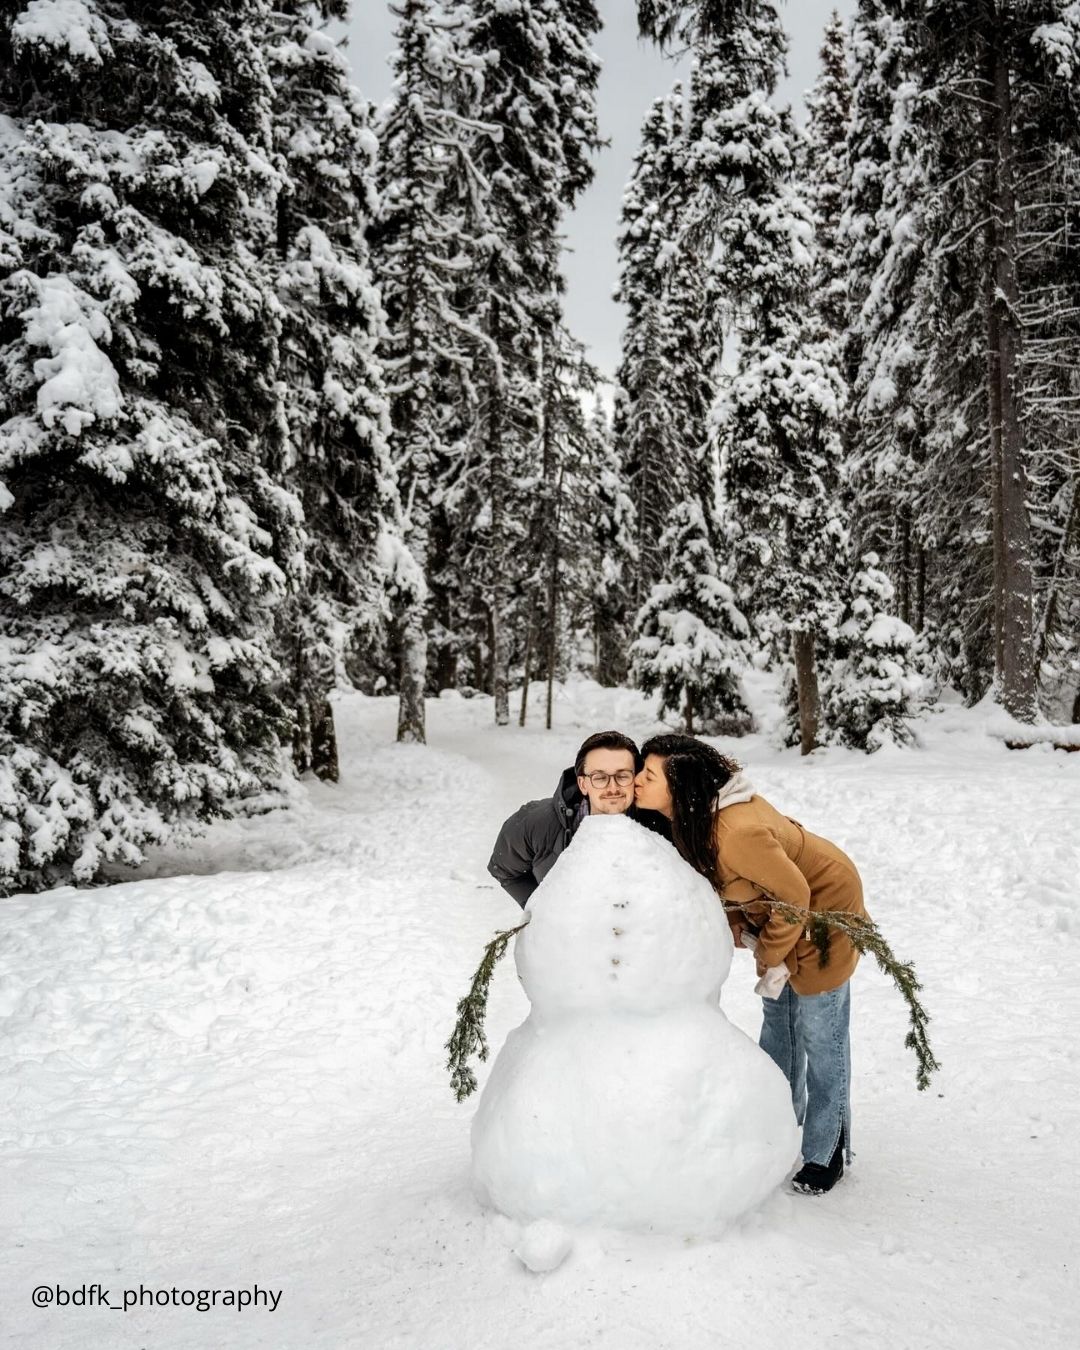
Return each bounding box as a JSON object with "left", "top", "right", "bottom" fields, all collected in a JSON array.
[{"left": 634, "top": 754, "right": 674, "bottom": 818}]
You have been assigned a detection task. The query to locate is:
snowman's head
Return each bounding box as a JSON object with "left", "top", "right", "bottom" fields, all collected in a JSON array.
[{"left": 516, "top": 815, "right": 733, "bottom": 1016}]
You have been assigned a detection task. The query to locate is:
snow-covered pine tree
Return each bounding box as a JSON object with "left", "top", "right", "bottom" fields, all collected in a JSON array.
[
  {"left": 787, "top": 8, "right": 854, "bottom": 752},
  {"left": 586, "top": 400, "right": 638, "bottom": 687},
  {"left": 0, "top": 0, "right": 303, "bottom": 892},
  {"left": 686, "top": 7, "right": 848, "bottom": 749},
  {"left": 802, "top": 11, "right": 850, "bottom": 341},
  {"left": 459, "top": 0, "right": 601, "bottom": 725},
  {"left": 840, "top": 0, "right": 895, "bottom": 430},
  {"left": 899, "top": 1, "right": 1080, "bottom": 724},
  {"left": 614, "top": 89, "right": 700, "bottom": 602},
  {"left": 636, "top": 0, "right": 730, "bottom": 46},
  {"left": 823, "top": 554, "right": 923, "bottom": 750},
  {"left": 838, "top": 2, "right": 989, "bottom": 701},
  {"left": 519, "top": 324, "right": 615, "bottom": 728},
  {"left": 632, "top": 496, "right": 751, "bottom": 733},
  {"left": 841, "top": 4, "right": 935, "bottom": 631},
  {"left": 267, "top": 1, "right": 400, "bottom": 778},
  {"left": 1016, "top": 11, "right": 1080, "bottom": 719},
  {"left": 615, "top": 63, "right": 754, "bottom": 731},
  {"left": 373, "top": 0, "right": 482, "bottom": 743},
  {"left": 518, "top": 321, "right": 566, "bottom": 728}
]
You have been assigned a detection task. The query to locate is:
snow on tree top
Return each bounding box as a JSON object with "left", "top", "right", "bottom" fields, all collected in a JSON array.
[{"left": 12, "top": 1, "right": 111, "bottom": 67}]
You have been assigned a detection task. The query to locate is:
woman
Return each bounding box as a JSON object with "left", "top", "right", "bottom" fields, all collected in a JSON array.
[{"left": 634, "top": 734, "right": 867, "bottom": 1196}]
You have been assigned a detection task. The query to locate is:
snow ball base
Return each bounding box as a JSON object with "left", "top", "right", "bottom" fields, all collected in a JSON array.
[
  {"left": 512, "top": 1219, "right": 574, "bottom": 1273},
  {"left": 470, "top": 816, "right": 799, "bottom": 1236}
]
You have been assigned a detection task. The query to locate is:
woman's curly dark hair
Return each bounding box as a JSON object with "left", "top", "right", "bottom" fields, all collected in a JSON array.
[{"left": 640, "top": 734, "right": 742, "bottom": 883}]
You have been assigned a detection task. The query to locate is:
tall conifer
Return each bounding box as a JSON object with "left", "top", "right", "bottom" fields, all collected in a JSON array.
[
  {"left": 373, "top": 0, "right": 480, "bottom": 743},
  {"left": 0, "top": 0, "right": 303, "bottom": 890},
  {"left": 269, "top": 1, "right": 398, "bottom": 777},
  {"left": 458, "top": 0, "right": 601, "bottom": 724}
]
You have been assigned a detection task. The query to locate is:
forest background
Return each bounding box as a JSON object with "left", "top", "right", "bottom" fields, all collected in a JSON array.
[{"left": 2, "top": 0, "right": 1079, "bottom": 895}]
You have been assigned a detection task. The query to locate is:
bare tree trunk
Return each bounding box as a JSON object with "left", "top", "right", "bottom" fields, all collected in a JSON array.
[
  {"left": 291, "top": 629, "right": 311, "bottom": 774},
  {"left": 897, "top": 509, "right": 912, "bottom": 625},
  {"left": 683, "top": 685, "right": 695, "bottom": 736},
  {"left": 915, "top": 544, "right": 927, "bottom": 633},
  {"left": 431, "top": 508, "right": 458, "bottom": 691},
  {"left": 518, "top": 608, "right": 535, "bottom": 726},
  {"left": 397, "top": 441, "right": 429, "bottom": 743},
  {"left": 545, "top": 556, "right": 558, "bottom": 733},
  {"left": 488, "top": 413, "right": 510, "bottom": 727},
  {"left": 397, "top": 609, "right": 427, "bottom": 742},
  {"left": 485, "top": 298, "right": 511, "bottom": 728},
  {"left": 435, "top": 642, "right": 457, "bottom": 693},
  {"left": 1036, "top": 478, "right": 1079, "bottom": 671},
  {"left": 985, "top": 29, "right": 1038, "bottom": 721},
  {"left": 293, "top": 706, "right": 311, "bottom": 775},
  {"left": 545, "top": 463, "right": 565, "bottom": 732},
  {"left": 792, "top": 628, "right": 820, "bottom": 756},
  {"left": 310, "top": 697, "right": 339, "bottom": 782}
]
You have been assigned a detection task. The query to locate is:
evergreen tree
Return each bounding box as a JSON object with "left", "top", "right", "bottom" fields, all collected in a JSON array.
[
  {"left": 688, "top": 8, "right": 847, "bottom": 746},
  {"left": 841, "top": 4, "right": 936, "bottom": 631},
  {"left": 1016, "top": 10, "right": 1080, "bottom": 718},
  {"left": 268, "top": 1, "right": 399, "bottom": 777},
  {"left": 586, "top": 401, "right": 637, "bottom": 687},
  {"left": 862, "top": 1, "right": 1080, "bottom": 721},
  {"left": 459, "top": 0, "right": 601, "bottom": 725},
  {"left": 614, "top": 89, "right": 707, "bottom": 602},
  {"left": 0, "top": 0, "right": 303, "bottom": 891},
  {"left": 802, "top": 10, "right": 850, "bottom": 340},
  {"left": 517, "top": 324, "right": 600, "bottom": 728},
  {"left": 790, "top": 9, "right": 855, "bottom": 751},
  {"left": 373, "top": 0, "right": 481, "bottom": 743},
  {"left": 631, "top": 499, "right": 751, "bottom": 733},
  {"left": 823, "top": 554, "right": 924, "bottom": 750}
]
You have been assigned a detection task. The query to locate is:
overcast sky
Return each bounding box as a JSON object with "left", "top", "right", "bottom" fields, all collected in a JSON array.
[{"left": 346, "top": 1, "right": 856, "bottom": 383}]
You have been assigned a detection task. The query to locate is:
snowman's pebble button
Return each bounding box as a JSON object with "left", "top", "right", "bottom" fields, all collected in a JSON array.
[{"left": 513, "top": 1219, "right": 573, "bottom": 1273}]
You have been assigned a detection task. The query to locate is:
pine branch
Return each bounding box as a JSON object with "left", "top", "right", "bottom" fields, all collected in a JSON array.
[
  {"left": 446, "top": 920, "right": 529, "bottom": 1102},
  {"left": 727, "top": 900, "right": 941, "bottom": 1092}
]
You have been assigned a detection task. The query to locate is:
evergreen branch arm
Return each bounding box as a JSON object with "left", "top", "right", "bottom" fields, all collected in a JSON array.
[
  {"left": 446, "top": 921, "right": 529, "bottom": 1102},
  {"left": 724, "top": 899, "right": 941, "bottom": 1092}
]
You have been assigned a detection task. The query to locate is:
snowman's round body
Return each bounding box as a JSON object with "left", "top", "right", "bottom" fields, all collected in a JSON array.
[{"left": 470, "top": 814, "right": 800, "bottom": 1235}]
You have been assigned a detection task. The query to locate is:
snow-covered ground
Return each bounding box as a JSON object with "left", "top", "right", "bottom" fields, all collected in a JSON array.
[{"left": 3, "top": 679, "right": 1079, "bottom": 1349}]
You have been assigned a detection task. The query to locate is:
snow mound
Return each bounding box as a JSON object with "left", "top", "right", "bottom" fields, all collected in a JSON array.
[{"left": 471, "top": 816, "right": 799, "bottom": 1235}]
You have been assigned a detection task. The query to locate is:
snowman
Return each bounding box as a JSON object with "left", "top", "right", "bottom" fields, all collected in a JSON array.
[{"left": 470, "top": 813, "right": 800, "bottom": 1245}]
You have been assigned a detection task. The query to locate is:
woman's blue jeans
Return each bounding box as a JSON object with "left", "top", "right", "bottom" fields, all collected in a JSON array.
[{"left": 759, "top": 980, "right": 852, "bottom": 1167}]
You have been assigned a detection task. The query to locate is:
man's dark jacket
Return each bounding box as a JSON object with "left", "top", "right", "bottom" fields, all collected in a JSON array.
[{"left": 487, "top": 768, "right": 670, "bottom": 908}]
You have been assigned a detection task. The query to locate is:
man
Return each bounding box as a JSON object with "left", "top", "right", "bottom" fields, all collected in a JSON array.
[{"left": 488, "top": 730, "right": 666, "bottom": 908}]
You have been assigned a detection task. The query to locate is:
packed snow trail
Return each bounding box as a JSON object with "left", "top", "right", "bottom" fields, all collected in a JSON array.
[{"left": 2, "top": 682, "right": 1078, "bottom": 1350}]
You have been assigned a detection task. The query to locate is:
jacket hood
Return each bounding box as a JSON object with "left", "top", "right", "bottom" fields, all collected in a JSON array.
[
  {"left": 555, "top": 766, "right": 584, "bottom": 814},
  {"left": 714, "top": 770, "right": 756, "bottom": 811}
]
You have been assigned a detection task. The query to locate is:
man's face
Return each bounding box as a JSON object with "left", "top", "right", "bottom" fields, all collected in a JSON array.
[{"left": 577, "top": 747, "right": 636, "bottom": 815}]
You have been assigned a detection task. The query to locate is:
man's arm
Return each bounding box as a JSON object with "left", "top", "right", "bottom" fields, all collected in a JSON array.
[{"left": 487, "top": 803, "right": 540, "bottom": 909}]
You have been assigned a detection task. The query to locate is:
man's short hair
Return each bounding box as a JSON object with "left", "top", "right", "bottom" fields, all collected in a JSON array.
[{"left": 574, "top": 730, "right": 642, "bottom": 776}]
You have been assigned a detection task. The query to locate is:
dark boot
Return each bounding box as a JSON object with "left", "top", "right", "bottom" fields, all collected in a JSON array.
[{"left": 792, "top": 1129, "right": 845, "bottom": 1195}]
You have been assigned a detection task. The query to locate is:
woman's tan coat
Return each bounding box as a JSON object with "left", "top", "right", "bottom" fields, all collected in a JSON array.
[{"left": 713, "top": 795, "right": 867, "bottom": 995}]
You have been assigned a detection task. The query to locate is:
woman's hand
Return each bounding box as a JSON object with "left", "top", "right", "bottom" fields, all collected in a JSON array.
[
  {"left": 731, "top": 921, "right": 746, "bottom": 949},
  {"left": 755, "top": 957, "right": 767, "bottom": 978}
]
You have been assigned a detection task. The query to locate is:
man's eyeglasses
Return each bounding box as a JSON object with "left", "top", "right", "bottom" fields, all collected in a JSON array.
[{"left": 579, "top": 769, "right": 635, "bottom": 788}]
